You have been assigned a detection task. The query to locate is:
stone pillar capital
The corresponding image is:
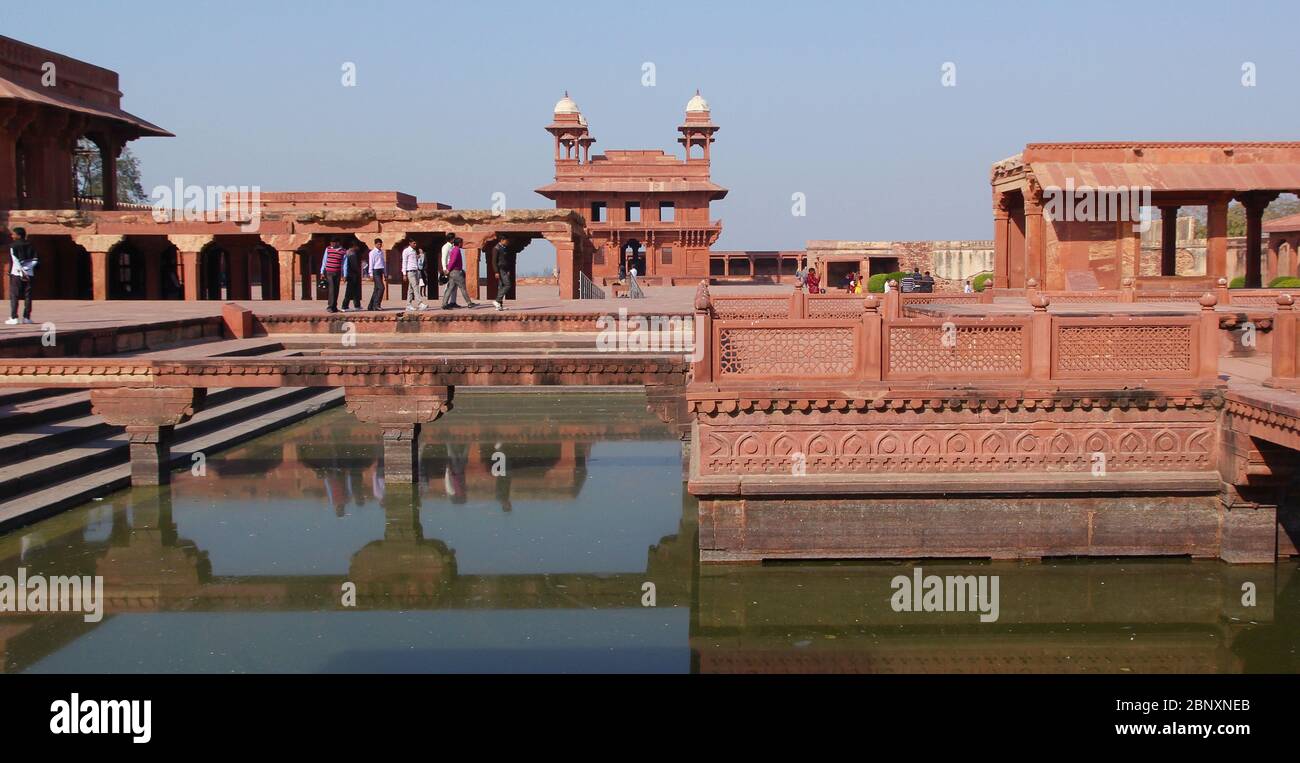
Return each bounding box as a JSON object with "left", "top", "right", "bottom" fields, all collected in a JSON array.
[
  {"left": 72, "top": 234, "right": 125, "bottom": 253},
  {"left": 262, "top": 233, "right": 312, "bottom": 252},
  {"left": 166, "top": 234, "right": 215, "bottom": 253}
]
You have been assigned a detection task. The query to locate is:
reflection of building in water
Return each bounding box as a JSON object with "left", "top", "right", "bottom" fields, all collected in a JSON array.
[
  {"left": 2, "top": 478, "right": 1299, "bottom": 674},
  {"left": 0, "top": 480, "right": 697, "bottom": 672},
  {"left": 174, "top": 399, "right": 676, "bottom": 514}
]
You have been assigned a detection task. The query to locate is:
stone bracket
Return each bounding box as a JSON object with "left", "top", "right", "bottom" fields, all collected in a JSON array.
[
  {"left": 91, "top": 387, "right": 206, "bottom": 427},
  {"left": 344, "top": 385, "right": 454, "bottom": 426}
]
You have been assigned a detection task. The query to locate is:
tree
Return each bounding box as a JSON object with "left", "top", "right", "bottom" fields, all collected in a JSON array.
[
  {"left": 1191, "top": 195, "right": 1300, "bottom": 238},
  {"left": 73, "top": 138, "right": 148, "bottom": 204}
]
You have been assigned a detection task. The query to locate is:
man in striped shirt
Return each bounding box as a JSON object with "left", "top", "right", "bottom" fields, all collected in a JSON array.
[{"left": 319, "top": 238, "right": 346, "bottom": 313}]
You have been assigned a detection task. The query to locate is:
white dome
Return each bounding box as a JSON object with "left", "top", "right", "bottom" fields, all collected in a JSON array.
[
  {"left": 554, "top": 92, "right": 580, "bottom": 115},
  {"left": 685, "top": 90, "right": 710, "bottom": 113}
]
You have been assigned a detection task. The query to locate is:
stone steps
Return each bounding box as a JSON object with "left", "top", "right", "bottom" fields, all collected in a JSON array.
[
  {"left": 0, "top": 387, "right": 343, "bottom": 531},
  {"left": 0, "top": 386, "right": 253, "bottom": 468},
  {"left": 0, "top": 390, "right": 93, "bottom": 434}
]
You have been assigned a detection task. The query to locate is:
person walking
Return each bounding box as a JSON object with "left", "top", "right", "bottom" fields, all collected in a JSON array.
[
  {"left": 964, "top": 278, "right": 974, "bottom": 294},
  {"left": 367, "top": 238, "right": 387, "bottom": 310},
  {"left": 319, "top": 237, "right": 346, "bottom": 313},
  {"left": 440, "top": 237, "right": 475, "bottom": 309},
  {"left": 402, "top": 239, "right": 423, "bottom": 311},
  {"left": 341, "top": 244, "right": 364, "bottom": 311},
  {"left": 440, "top": 236, "right": 458, "bottom": 307},
  {"left": 6, "top": 227, "right": 37, "bottom": 325},
  {"left": 492, "top": 238, "right": 513, "bottom": 311}
]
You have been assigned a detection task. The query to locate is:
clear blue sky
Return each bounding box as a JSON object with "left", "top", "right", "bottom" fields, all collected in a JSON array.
[{"left": 5, "top": 0, "right": 1298, "bottom": 272}]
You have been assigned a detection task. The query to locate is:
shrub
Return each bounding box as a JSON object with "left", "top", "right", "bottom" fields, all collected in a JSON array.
[
  {"left": 1228, "top": 276, "right": 1246, "bottom": 289},
  {"left": 972, "top": 272, "right": 994, "bottom": 292},
  {"left": 1269, "top": 276, "right": 1300, "bottom": 288},
  {"left": 867, "top": 271, "right": 907, "bottom": 293}
]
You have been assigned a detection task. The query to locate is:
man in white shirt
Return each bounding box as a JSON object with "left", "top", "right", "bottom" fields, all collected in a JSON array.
[
  {"left": 367, "top": 238, "right": 387, "bottom": 310},
  {"left": 402, "top": 241, "right": 425, "bottom": 311}
]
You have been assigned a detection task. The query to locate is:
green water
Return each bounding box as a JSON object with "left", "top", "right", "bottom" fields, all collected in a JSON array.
[{"left": 0, "top": 391, "right": 1297, "bottom": 674}]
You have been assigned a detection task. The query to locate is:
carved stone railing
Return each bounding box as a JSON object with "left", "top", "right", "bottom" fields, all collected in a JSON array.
[{"left": 692, "top": 282, "right": 1221, "bottom": 387}]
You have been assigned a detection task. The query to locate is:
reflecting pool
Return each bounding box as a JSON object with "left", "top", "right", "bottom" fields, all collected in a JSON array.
[{"left": 1, "top": 391, "right": 1297, "bottom": 673}]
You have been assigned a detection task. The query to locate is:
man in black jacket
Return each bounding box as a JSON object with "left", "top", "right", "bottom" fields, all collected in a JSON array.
[
  {"left": 492, "top": 238, "right": 513, "bottom": 311},
  {"left": 6, "top": 228, "right": 37, "bottom": 325}
]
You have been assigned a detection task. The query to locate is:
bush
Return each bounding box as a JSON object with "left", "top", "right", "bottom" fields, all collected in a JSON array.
[
  {"left": 867, "top": 271, "right": 908, "bottom": 293},
  {"left": 1228, "top": 276, "right": 1246, "bottom": 289},
  {"left": 972, "top": 272, "right": 994, "bottom": 292},
  {"left": 1269, "top": 276, "right": 1300, "bottom": 288}
]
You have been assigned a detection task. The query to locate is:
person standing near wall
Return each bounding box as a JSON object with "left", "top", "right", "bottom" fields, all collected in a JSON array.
[
  {"left": 341, "top": 244, "right": 364, "bottom": 311},
  {"left": 5, "top": 227, "right": 37, "bottom": 325},
  {"left": 402, "top": 240, "right": 424, "bottom": 311},
  {"left": 319, "top": 237, "right": 346, "bottom": 313},
  {"left": 367, "top": 238, "right": 387, "bottom": 310}
]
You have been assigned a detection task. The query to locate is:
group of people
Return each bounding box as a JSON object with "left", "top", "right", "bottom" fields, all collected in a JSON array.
[
  {"left": 900, "top": 268, "right": 936, "bottom": 293},
  {"left": 320, "top": 236, "right": 515, "bottom": 314},
  {"left": 791, "top": 262, "right": 962, "bottom": 295}
]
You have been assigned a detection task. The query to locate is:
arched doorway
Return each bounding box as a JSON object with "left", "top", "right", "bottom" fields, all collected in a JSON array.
[
  {"left": 107, "top": 241, "right": 146, "bottom": 299},
  {"left": 161, "top": 246, "right": 183, "bottom": 300},
  {"left": 199, "top": 243, "right": 227, "bottom": 300},
  {"left": 623, "top": 238, "right": 645, "bottom": 277}
]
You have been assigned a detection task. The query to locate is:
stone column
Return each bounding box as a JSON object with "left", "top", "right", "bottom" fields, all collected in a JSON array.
[
  {"left": 1240, "top": 192, "right": 1277, "bottom": 289},
  {"left": 167, "top": 235, "right": 214, "bottom": 302},
  {"left": 73, "top": 234, "right": 124, "bottom": 301},
  {"left": 0, "top": 103, "right": 28, "bottom": 210},
  {"left": 1267, "top": 234, "right": 1281, "bottom": 284},
  {"left": 456, "top": 234, "right": 484, "bottom": 300},
  {"left": 1206, "top": 195, "right": 1230, "bottom": 282},
  {"left": 1160, "top": 205, "right": 1179, "bottom": 276},
  {"left": 345, "top": 386, "right": 454, "bottom": 483},
  {"left": 263, "top": 234, "right": 311, "bottom": 301},
  {"left": 992, "top": 193, "right": 1011, "bottom": 288},
  {"left": 100, "top": 134, "right": 121, "bottom": 211},
  {"left": 1024, "top": 181, "right": 1046, "bottom": 288},
  {"left": 226, "top": 241, "right": 251, "bottom": 300},
  {"left": 90, "top": 388, "right": 206, "bottom": 485},
  {"left": 553, "top": 238, "right": 578, "bottom": 299}
]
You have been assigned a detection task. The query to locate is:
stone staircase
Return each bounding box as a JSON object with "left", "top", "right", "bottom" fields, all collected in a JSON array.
[{"left": 0, "top": 380, "right": 342, "bottom": 532}]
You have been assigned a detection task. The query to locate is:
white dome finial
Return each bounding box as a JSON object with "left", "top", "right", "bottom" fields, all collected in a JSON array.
[
  {"left": 554, "top": 91, "right": 580, "bottom": 115},
  {"left": 685, "top": 89, "right": 709, "bottom": 113}
]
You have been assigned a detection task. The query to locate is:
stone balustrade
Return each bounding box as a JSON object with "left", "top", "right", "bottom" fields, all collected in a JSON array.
[{"left": 692, "top": 283, "right": 1221, "bottom": 387}]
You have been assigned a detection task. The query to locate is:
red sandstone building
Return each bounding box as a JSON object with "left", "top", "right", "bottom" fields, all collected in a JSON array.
[
  {"left": 991, "top": 142, "right": 1300, "bottom": 290},
  {"left": 0, "top": 36, "right": 597, "bottom": 301},
  {"left": 536, "top": 91, "right": 727, "bottom": 283},
  {"left": 0, "top": 35, "right": 171, "bottom": 212}
]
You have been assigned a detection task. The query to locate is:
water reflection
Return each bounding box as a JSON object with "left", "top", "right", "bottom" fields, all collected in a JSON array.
[{"left": 0, "top": 392, "right": 1297, "bottom": 673}]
